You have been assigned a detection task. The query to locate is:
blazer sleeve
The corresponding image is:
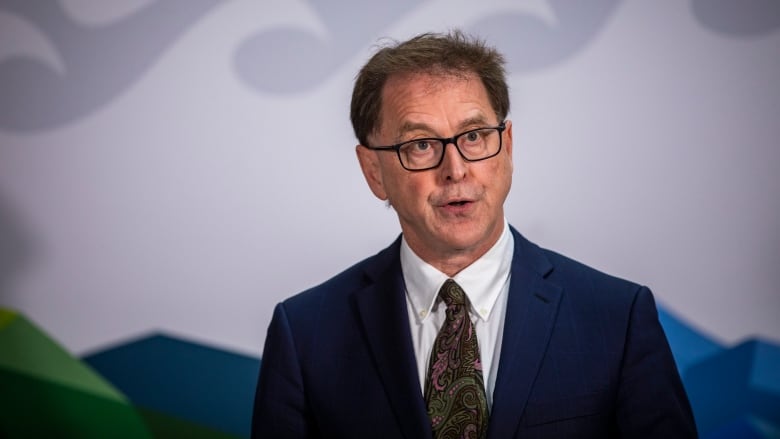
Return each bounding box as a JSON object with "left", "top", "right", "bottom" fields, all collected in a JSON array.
[
  {"left": 615, "top": 286, "right": 698, "bottom": 438},
  {"left": 251, "top": 302, "right": 313, "bottom": 439}
]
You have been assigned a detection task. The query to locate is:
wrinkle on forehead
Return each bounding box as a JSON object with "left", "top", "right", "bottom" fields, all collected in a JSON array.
[{"left": 375, "top": 72, "right": 493, "bottom": 142}]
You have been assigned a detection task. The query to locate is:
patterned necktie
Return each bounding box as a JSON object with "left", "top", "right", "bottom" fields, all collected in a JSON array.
[{"left": 424, "top": 279, "right": 489, "bottom": 439}]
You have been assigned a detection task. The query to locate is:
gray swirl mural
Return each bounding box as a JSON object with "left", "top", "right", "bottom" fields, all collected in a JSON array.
[
  {"left": 0, "top": 0, "right": 221, "bottom": 132},
  {"left": 234, "top": 0, "right": 423, "bottom": 94},
  {"left": 1, "top": 0, "right": 777, "bottom": 132},
  {"left": 467, "top": 0, "right": 621, "bottom": 72},
  {"left": 691, "top": 0, "right": 780, "bottom": 37}
]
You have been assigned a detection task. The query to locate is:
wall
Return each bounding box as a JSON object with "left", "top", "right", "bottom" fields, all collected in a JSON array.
[{"left": 0, "top": 0, "right": 778, "bottom": 391}]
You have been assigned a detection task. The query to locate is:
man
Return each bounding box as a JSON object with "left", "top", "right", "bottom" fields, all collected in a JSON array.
[{"left": 252, "top": 31, "right": 697, "bottom": 438}]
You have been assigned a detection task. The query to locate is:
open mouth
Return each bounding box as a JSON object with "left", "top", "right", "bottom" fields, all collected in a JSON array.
[{"left": 448, "top": 200, "right": 469, "bottom": 206}]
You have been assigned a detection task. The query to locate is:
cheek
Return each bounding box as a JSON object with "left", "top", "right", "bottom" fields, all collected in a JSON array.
[
  {"left": 485, "top": 160, "right": 513, "bottom": 199},
  {"left": 388, "top": 176, "right": 432, "bottom": 210},
  {"left": 503, "top": 162, "right": 513, "bottom": 187}
]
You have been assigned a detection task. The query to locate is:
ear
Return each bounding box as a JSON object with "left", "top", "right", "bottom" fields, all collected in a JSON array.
[
  {"left": 356, "top": 145, "right": 388, "bottom": 200},
  {"left": 503, "top": 119, "right": 514, "bottom": 160}
]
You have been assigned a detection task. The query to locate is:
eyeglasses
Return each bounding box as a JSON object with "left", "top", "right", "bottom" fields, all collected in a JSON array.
[{"left": 362, "top": 122, "right": 506, "bottom": 171}]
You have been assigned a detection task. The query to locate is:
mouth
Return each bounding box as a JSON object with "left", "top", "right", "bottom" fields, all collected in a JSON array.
[
  {"left": 434, "top": 190, "right": 480, "bottom": 211},
  {"left": 438, "top": 198, "right": 475, "bottom": 213}
]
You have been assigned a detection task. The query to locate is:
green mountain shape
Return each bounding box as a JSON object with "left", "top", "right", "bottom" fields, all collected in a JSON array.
[
  {"left": 137, "top": 407, "right": 242, "bottom": 439},
  {"left": 0, "top": 308, "right": 152, "bottom": 438}
]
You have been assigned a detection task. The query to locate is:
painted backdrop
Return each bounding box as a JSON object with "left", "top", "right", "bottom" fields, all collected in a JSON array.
[{"left": 1, "top": 1, "right": 779, "bottom": 437}]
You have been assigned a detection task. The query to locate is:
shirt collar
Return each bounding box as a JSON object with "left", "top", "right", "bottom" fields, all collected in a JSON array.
[{"left": 401, "top": 219, "right": 514, "bottom": 323}]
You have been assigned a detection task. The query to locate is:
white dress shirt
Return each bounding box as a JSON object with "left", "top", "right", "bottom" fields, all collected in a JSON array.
[{"left": 401, "top": 219, "right": 513, "bottom": 409}]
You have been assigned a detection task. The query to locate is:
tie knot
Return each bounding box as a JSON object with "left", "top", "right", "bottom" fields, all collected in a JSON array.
[{"left": 439, "top": 279, "right": 467, "bottom": 307}]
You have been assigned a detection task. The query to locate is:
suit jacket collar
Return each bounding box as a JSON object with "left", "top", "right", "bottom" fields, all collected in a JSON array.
[
  {"left": 352, "top": 237, "right": 432, "bottom": 439},
  {"left": 488, "top": 227, "right": 562, "bottom": 438},
  {"left": 351, "top": 227, "right": 563, "bottom": 439}
]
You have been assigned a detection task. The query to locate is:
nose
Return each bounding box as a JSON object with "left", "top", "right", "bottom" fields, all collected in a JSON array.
[{"left": 439, "top": 141, "right": 467, "bottom": 181}]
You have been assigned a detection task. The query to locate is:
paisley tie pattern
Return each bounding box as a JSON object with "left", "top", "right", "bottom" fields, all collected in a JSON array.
[{"left": 424, "top": 279, "right": 488, "bottom": 439}]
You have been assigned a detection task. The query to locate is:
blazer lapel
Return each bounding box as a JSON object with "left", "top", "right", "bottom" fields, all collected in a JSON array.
[
  {"left": 488, "top": 229, "right": 563, "bottom": 438},
  {"left": 352, "top": 240, "right": 432, "bottom": 439}
]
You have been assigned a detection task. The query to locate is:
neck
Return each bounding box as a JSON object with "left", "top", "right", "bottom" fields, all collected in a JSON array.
[
  {"left": 404, "top": 223, "right": 505, "bottom": 277},
  {"left": 432, "top": 255, "right": 482, "bottom": 278}
]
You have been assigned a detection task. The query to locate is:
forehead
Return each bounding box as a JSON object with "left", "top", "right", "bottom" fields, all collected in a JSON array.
[{"left": 376, "top": 72, "right": 495, "bottom": 138}]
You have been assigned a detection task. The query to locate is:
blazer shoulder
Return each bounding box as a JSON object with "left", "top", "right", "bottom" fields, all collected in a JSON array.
[
  {"left": 544, "top": 248, "right": 642, "bottom": 290},
  {"left": 281, "top": 236, "right": 402, "bottom": 314},
  {"left": 511, "top": 232, "right": 646, "bottom": 314}
]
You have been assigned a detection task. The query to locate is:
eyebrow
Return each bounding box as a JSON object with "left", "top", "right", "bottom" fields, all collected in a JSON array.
[{"left": 395, "top": 115, "right": 492, "bottom": 140}]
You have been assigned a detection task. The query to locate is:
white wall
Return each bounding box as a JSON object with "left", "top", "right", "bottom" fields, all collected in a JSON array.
[{"left": 0, "top": 0, "right": 778, "bottom": 356}]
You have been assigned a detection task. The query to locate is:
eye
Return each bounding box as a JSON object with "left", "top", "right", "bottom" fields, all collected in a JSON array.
[
  {"left": 459, "top": 130, "right": 485, "bottom": 147},
  {"left": 464, "top": 130, "right": 481, "bottom": 143},
  {"left": 405, "top": 139, "right": 433, "bottom": 153}
]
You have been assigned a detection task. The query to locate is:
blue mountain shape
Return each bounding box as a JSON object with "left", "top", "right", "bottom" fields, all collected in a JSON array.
[
  {"left": 702, "top": 415, "right": 780, "bottom": 439},
  {"left": 657, "top": 305, "right": 723, "bottom": 372},
  {"left": 83, "top": 333, "right": 260, "bottom": 438},
  {"left": 80, "top": 308, "right": 780, "bottom": 439},
  {"left": 683, "top": 338, "right": 780, "bottom": 438}
]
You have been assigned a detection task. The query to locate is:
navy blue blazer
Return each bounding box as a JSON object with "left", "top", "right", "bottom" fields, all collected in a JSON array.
[{"left": 252, "top": 227, "right": 697, "bottom": 438}]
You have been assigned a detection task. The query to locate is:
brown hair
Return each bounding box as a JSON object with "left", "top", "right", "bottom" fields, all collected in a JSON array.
[{"left": 350, "top": 30, "right": 509, "bottom": 146}]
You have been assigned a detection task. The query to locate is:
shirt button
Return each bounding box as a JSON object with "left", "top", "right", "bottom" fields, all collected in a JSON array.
[
  {"left": 420, "top": 310, "right": 428, "bottom": 318},
  {"left": 480, "top": 308, "right": 488, "bottom": 317}
]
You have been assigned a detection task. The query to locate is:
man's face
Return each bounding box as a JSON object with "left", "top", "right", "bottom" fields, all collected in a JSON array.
[{"left": 356, "top": 72, "right": 513, "bottom": 272}]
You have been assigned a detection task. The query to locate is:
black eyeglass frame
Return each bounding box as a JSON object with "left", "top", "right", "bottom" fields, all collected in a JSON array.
[{"left": 361, "top": 121, "right": 507, "bottom": 171}]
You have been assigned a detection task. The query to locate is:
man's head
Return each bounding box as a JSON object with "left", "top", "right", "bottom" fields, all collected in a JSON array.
[
  {"left": 353, "top": 31, "right": 514, "bottom": 275},
  {"left": 350, "top": 30, "right": 509, "bottom": 147}
]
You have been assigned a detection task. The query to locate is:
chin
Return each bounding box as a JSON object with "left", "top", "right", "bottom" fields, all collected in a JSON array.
[{"left": 440, "top": 232, "right": 486, "bottom": 252}]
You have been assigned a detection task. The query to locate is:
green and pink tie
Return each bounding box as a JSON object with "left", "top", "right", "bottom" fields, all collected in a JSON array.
[{"left": 424, "top": 279, "right": 489, "bottom": 439}]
